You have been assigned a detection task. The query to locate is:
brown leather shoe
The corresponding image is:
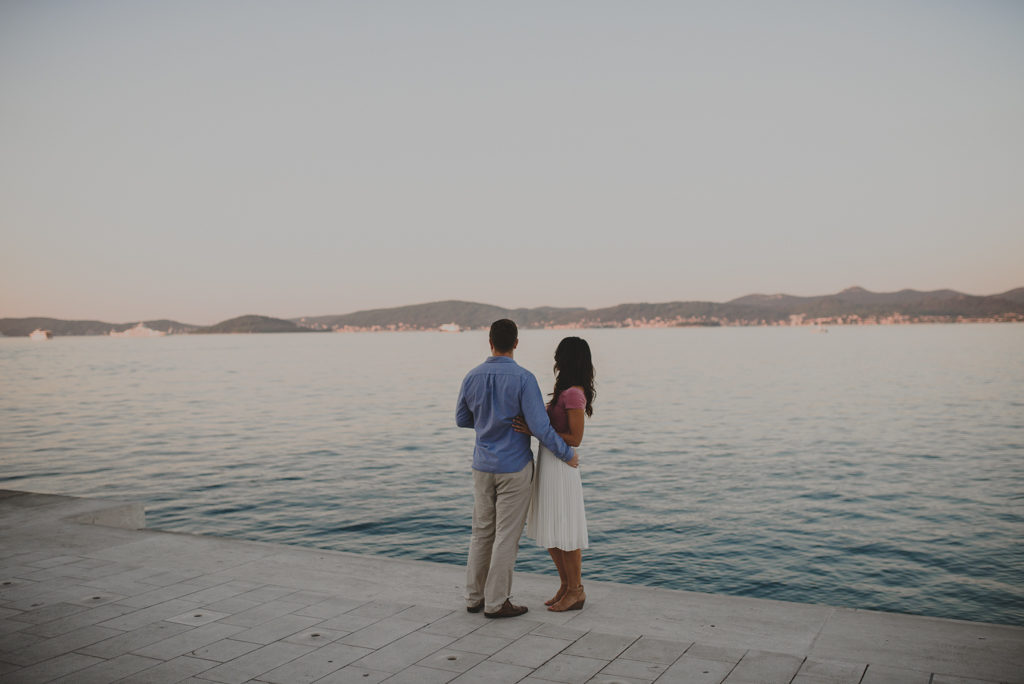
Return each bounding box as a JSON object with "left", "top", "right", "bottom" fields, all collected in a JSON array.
[
  {"left": 466, "top": 600, "right": 484, "bottom": 614},
  {"left": 484, "top": 599, "right": 528, "bottom": 619}
]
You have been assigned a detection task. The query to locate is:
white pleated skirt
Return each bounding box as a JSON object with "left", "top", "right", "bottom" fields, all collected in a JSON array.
[{"left": 526, "top": 444, "right": 589, "bottom": 551}]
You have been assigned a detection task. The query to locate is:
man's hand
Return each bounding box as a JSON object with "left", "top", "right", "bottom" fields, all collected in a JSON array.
[{"left": 566, "top": 449, "right": 579, "bottom": 468}]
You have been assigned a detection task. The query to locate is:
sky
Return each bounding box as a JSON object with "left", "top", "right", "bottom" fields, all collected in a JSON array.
[{"left": 1, "top": 1, "right": 1022, "bottom": 325}]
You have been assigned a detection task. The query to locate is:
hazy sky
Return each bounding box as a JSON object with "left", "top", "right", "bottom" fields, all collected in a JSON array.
[{"left": 2, "top": 1, "right": 1022, "bottom": 324}]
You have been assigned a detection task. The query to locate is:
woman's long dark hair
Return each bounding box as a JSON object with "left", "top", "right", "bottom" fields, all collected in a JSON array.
[{"left": 549, "top": 336, "right": 596, "bottom": 417}]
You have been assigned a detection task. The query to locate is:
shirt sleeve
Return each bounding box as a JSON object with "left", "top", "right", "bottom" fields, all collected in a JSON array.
[
  {"left": 562, "top": 386, "right": 587, "bottom": 410},
  {"left": 455, "top": 378, "right": 474, "bottom": 428},
  {"left": 521, "top": 374, "right": 574, "bottom": 462}
]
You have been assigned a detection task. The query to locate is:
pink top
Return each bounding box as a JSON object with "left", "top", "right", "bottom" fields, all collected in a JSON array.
[{"left": 547, "top": 386, "right": 587, "bottom": 434}]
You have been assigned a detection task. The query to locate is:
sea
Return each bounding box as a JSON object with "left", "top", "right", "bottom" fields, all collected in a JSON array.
[{"left": 1, "top": 324, "right": 1022, "bottom": 626}]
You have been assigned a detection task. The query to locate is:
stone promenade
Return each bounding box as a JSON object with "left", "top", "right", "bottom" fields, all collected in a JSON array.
[{"left": 0, "top": 490, "right": 1021, "bottom": 684}]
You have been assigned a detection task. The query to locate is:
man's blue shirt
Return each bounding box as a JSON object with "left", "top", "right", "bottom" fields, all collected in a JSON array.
[{"left": 456, "top": 356, "right": 574, "bottom": 473}]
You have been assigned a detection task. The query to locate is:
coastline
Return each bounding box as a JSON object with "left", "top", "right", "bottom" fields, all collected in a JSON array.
[{"left": 1, "top": 490, "right": 1021, "bottom": 683}]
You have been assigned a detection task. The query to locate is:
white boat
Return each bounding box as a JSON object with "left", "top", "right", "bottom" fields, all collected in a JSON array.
[
  {"left": 438, "top": 323, "right": 461, "bottom": 333},
  {"left": 110, "top": 322, "right": 166, "bottom": 338},
  {"left": 28, "top": 329, "right": 53, "bottom": 341}
]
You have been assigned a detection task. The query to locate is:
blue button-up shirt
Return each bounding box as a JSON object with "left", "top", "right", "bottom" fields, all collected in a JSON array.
[{"left": 456, "top": 356, "right": 575, "bottom": 473}]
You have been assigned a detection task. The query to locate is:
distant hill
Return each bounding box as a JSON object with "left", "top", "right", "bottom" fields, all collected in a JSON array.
[
  {"left": 0, "top": 317, "right": 197, "bottom": 337},
  {"left": 4, "top": 286, "right": 1022, "bottom": 337},
  {"left": 296, "top": 300, "right": 589, "bottom": 330},
  {"left": 194, "top": 315, "right": 309, "bottom": 334},
  {"left": 293, "top": 286, "right": 1024, "bottom": 330}
]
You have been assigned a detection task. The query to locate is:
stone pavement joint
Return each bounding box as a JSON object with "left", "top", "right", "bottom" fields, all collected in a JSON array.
[{"left": 0, "top": 490, "right": 1021, "bottom": 684}]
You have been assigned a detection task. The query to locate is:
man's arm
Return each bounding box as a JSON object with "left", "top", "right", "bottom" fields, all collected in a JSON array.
[
  {"left": 456, "top": 381, "right": 475, "bottom": 428},
  {"left": 521, "top": 376, "right": 576, "bottom": 464}
]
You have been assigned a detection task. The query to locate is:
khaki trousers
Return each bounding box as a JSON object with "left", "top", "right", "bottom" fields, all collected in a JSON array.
[{"left": 465, "top": 462, "right": 534, "bottom": 612}]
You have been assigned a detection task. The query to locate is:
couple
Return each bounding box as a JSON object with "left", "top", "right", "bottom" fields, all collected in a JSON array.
[{"left": 456, "top": 319, "right": 595, "bottom": 618}]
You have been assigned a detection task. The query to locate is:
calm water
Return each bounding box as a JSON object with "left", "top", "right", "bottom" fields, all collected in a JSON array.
[{"left": 2, "top": 325, "right": 1022, "bottom": 625}]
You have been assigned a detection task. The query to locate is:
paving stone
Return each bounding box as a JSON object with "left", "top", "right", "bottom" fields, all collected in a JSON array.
[
  {"left": 684, "top": 643, "right": 746, "bottom": 664},
  {"left": 474, "top": 617, "right": 542, "bottom": 639},
  {"left": 600, "top": 657, "right": 670, "bottom": 681},
  {"left": 531, "top": 622, "right": 588, "bottom": 641},
  {"left": 185, "top": 581, "right": 263, "bottom": 605},
  {"left": 281, "top": 626, "right": 347, "bottom": 647},
  {"left": 23, "top": 602, "right": 134, "bottom": 637},
  {"left": 448, "top": 632, "right": 514, "bottom": 656},
  {"left": 293, "top": 596, "right": 365, "bottom": 619},
  {"left": 340, "top": 617, "right": 427, "bottom": 649},
  {"left": 859, "top": 664, "right": 932, "bottom": 684},
  {"left": 202, "top": 597, "right": 264, "bottom": 615},
  {"left": 723, "top": 650, "right": 804, "bottom": 684},
  {"left": 25, "top": 555, "right": 80, "bottom": 569},
  {"left": 63, "top": 589, "right": 126, "bottom": 607},
  {"left": 5, "top": 624, "right": 123, "bottom": 666},
  {"left": 77, "top": 620, "right": 191, "bottom": 658},
  {"left": 80, "top": 577, "right": 161, "bottom": 597},
  {"left": 230, "top": 613, "right": 322, "bottom": 645},
  {"left": 395, "top": 604, "right": 455, "bottom": 623},
  {"left": 197, "top": 641, "right": 316, "bottom": 683},
  {"left": 233, "top": 585, "right": 299, "bottom": 604},
  {"left": 564, "top": 631, "right": 638, "bottom": 660},
  {"left": 217, "top": 599, "right": 308, "bottom": 628},
  {"left": 166, "top": 608, "right": 232, "bottom": 626},
  {"left": 257, "top": 641, "right": 373, "bottom": 684},
  {"left": 419, "top": 611, "right": 485, "bottom": 638},
  {"left": 118, "top": 582, "right": 209, "bottom": 608},
  {"left": 177, "top": 573, "right": 234, "bottom": 589},
  {"left": 619, "top": 636, "right": 691, "bottom": 664},
  {"left": 530, "top": 653, "right": 608, "bottom": 683},
  {"left": 589, "top": 674, "right": 654, "bottom": 684},
  {"left": 97, "top": 597, "right": 201, "bottom": 631},
  {"left": 417, "top": 647, "right": 488, "bottom": 673},
  {"left": 347, "top": 600, "right": 412, "bottom": 619},
  {"left": 139, "top": 569, "right": 206, "bottom": 587},
  {"left": 2, "top": 581, "right": 73, "bottom": 608},
  {"left": 0, "top": 651, "right": 103, "bottom": 683},
  {"left": 658, "top": 655, "right": 736, "bottom": 684},
  {"left": 313, "top": 665, "right": 392, "bottom": 683},
  {"left": 490, "top": 633, "right": 574, "bottom": 668},
  {"left": 792, "top": 657, "right": 867, "bottom": 683},
  {"left": 351, "top": 630, "right": 455, "bottom": 673},
  {"left": 189, "top": 637, "right": 262, "bottom": 662},
  {"left": 48, "top": 653, "right": 163, "bottom": 684},
  {"left": 115, "top": 654, "right": 218, "bottom": 683},
  {"left": 316, "top": 611, "right": 381, "bottom": 634},
  {"left": 0, "top": 618, "right": 30, "bottom": 636},
  {"left": 277, "top": 590, "right": 337, "bottom": 607},
  {"left": 449, "top": 659, "right": 535, "bottom": 683},
  {"left": 133, "top": 621, "right": 245, "bottom": 659},
  {"left": 384, "top": 664, "right": 459, "bottom": 683},
  {"left": 0, "top": 630, "right": 43, "bottom": 655},
  {"left": 6, "top": 601, "right": 86, "bottom": 625},
  {"left": 931, "top": 676, "right": 1002, "bottom": 684}
]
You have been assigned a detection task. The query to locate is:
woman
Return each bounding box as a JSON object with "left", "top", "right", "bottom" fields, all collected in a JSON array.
[{"left": 513, "top": 336, "right": 595, "bottom": 612}]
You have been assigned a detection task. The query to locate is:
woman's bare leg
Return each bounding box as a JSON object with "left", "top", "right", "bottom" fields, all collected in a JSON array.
[
  {"left": 549, "top": 549, "right": 585, "bottom": 612},
  {"left": 546, "top": 548, "right": 568, "bottom": 606}
]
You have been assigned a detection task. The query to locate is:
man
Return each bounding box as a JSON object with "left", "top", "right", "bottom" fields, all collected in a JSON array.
[{"left": 456, "top": 319, "right": 579, "bottom": 618}]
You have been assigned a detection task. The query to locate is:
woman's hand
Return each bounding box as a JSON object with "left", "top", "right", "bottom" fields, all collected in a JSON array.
[{"left": 512, "top": 415, "right": 533, "bottom": 437}]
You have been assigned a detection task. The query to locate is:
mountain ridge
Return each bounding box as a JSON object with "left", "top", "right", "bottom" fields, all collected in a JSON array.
[{"left": 3, "top": 286, "right": 1022, "bottom": 337}]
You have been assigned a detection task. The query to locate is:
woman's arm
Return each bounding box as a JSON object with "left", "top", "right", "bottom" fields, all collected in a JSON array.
[{"left": 559, "top": 408, "right": 585, "bottom": 447}]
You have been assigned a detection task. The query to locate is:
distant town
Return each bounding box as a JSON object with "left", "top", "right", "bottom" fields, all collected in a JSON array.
[
  {"left": 2, "top": 286, "right": 1022, "bottom": 338},
  {"left": 319, "top": 311, "right": 1024, "bottom": 334}
]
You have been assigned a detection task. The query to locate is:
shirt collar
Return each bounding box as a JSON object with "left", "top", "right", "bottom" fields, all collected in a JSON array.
[{"left": 485, "top": 356, "right": 516, "bottom": 363}]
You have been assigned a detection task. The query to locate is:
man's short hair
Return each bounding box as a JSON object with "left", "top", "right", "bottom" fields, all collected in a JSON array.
[{"left": 489, "top": 319, "right": 518, "bottom": 353}]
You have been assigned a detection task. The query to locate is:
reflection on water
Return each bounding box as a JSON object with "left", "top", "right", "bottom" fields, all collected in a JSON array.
[{"left": 2, "top": 325, "right": 1022, "bottom": 625}]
